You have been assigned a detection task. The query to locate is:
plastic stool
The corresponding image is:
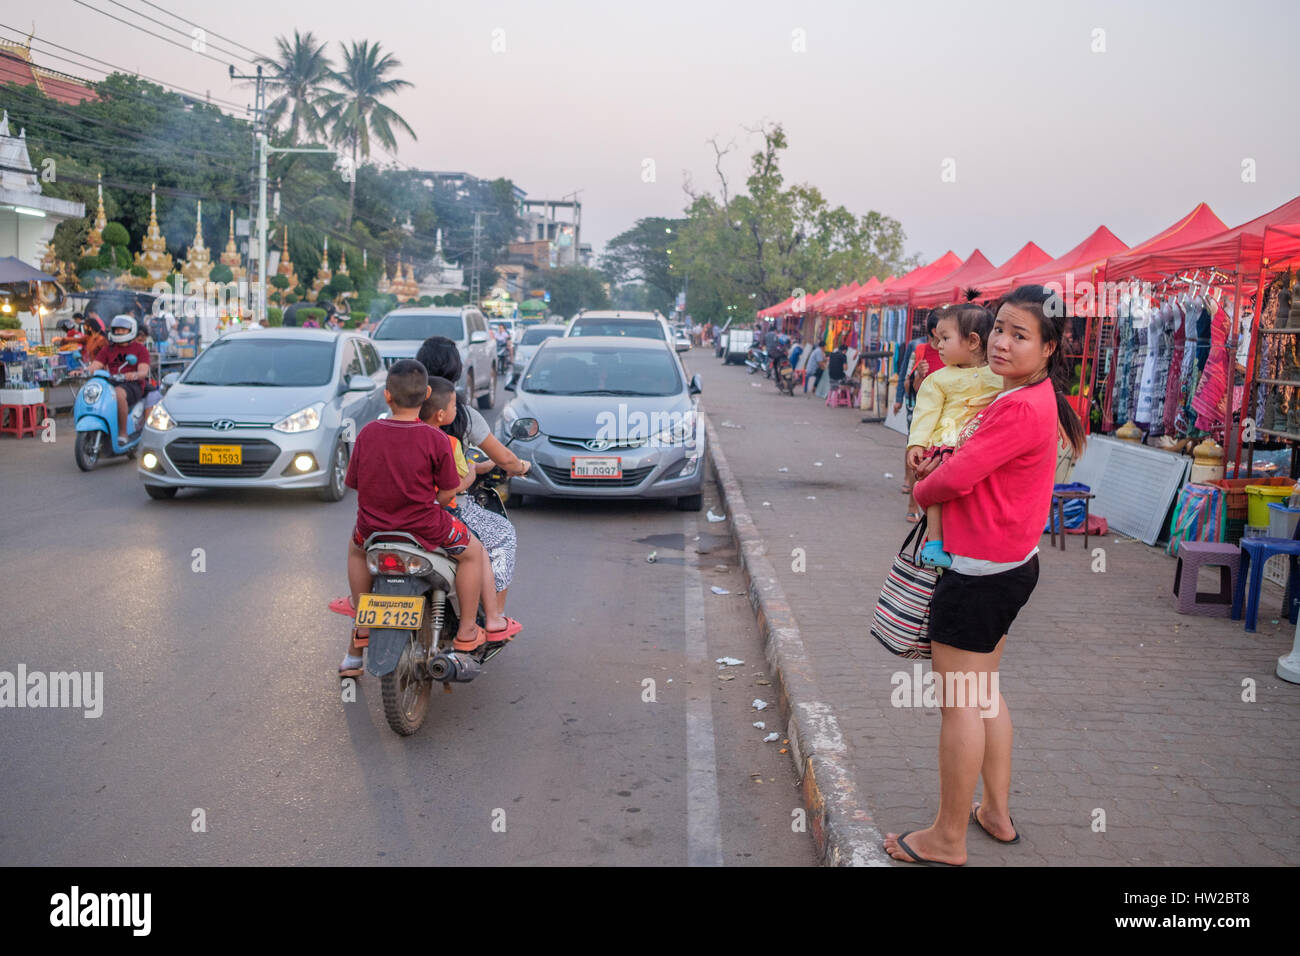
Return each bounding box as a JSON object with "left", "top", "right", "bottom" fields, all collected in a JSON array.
[
  {"left": 1049, "top": 490, "right": 1096, "bottom": 550},
  {"left": 0, "top": 402, "right": 47, "bottom": 439},
  {"left": 1173, "top": 541, "right": 1240, "bottom": 617},
  {"left": 1232, "top": 536, "right": 1300, "bottom": 632},
  {"left": 826, "top": 382, "right": 855, "bottom": 408}
]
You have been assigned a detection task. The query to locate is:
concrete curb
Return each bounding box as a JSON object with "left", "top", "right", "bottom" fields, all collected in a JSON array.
[{"left": 704, "top": 412, "right": 890, "bottom": 866}]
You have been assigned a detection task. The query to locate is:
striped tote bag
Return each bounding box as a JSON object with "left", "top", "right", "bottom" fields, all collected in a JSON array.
[{"left": 870, "top": 518, "right": 940, "bottom": 659}]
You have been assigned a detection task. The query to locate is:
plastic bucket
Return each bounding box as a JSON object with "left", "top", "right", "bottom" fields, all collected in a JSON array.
[
  {"left": 1267, "top": 501, "right": 1300, "bottom": 540},
  {"left": 1246, "top": 484, "right": 1295, "bottom": 527}
]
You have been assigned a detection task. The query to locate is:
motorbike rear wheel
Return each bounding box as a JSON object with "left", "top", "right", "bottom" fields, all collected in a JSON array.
[
  {"left": 380, "top": 614, "right": 434, "bottom": 736},
  {"left": 74, "top": 431, "right": 102, "bottom": 471}
]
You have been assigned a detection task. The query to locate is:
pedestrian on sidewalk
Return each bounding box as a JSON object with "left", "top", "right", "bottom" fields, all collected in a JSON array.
[
  {"left": 882, "top": 284, "right": 1086, "bottom": 867},
  {"left": 804, "top": 341, "right": 826, "bottom": 394}
]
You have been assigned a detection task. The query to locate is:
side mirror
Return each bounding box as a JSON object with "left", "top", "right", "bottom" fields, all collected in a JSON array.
[
  {"left": 346, "top": 374, "right": 377, "bottom": 393},
  {"left": 470, "top": 330, "right": 489, "bottom": 344},
  {"left": 510, "top": 417, "right": 539, "bottom": 440},
  {"left": 162, "top": 372, "right": 180, "bottom": 387},
  {"left": 689, "top": 374, "right": 702, "bottom": 395}
]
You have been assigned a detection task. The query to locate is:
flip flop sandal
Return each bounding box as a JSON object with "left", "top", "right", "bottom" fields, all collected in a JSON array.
[
  {"left": 887, "top": 831, "right": 963, "bottom": 867},
  {"left": 484, "top": 617, "right": 523, "bottom": 643},
  {"left": 328, "top": 596, "right": 356, "bottom": 616},
  {"left": 971, "top": 803, "right": 1021, "bottom": 845},
  {"left": 453, "top": 625, "right": 487, "bottom": 652}
]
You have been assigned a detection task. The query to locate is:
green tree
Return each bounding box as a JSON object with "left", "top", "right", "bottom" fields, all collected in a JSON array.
[
  {"left": 601, "top": 217, "right": 683, "bottom": 314},
  {"left": 318, "top": 40, "right": 416, "bottom": 229},
  {"left": 545, "top": 266, "right": 610, "bottom": 317},
  {"left": 258, "top": 31, "right": 333, "bottom": 142}
]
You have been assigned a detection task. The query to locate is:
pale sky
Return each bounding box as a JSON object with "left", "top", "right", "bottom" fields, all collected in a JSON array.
[{"left": 10, "top": 0, "right": 1300, "bottom": 269}]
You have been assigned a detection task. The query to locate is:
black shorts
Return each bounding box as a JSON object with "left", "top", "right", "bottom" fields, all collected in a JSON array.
[
  {"left": 928, "top": 555, "right": 1039, "bottom": 654},
  {"left": 117, "top": 380, "right": 144, "bottom": 407}
]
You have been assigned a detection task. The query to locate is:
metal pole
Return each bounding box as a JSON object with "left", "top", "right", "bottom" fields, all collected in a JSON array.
[{"left": 257, "top": 132, "right": 268, "bottom": 323}]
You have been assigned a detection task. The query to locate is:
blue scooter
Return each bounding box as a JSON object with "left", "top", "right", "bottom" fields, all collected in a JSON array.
[{"left": 72, "top": 355, "right": 158, "bottom": 471}]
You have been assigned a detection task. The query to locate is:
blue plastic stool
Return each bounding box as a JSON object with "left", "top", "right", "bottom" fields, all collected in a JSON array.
[{"left": 1232, "top": 537, "right": 1300, "bottom": 633}]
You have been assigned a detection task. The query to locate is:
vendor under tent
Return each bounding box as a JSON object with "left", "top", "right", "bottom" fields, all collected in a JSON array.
[{"left": 910, "top": 249, "right": 995, "bottom": 310}]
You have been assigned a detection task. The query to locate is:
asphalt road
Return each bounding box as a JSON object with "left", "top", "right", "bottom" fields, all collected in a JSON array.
[{"left": 0, "top": 369, "right": 815, "bottom": 866}]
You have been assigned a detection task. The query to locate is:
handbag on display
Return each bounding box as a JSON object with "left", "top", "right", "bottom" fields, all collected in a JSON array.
[{"left": 870, "top": 517, "right": 940, "bottom": 659}]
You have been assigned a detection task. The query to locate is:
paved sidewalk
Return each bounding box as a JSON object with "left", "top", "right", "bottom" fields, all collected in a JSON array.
[{"left": 694, "top": 357, "right": 1300, "bottom": 866}]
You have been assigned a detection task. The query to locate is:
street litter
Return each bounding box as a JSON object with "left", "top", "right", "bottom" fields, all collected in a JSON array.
[
  {"left": 806, "top": 496, "right": 816, "bottom": 500},
  {"left": 835, "top": 453, "right": 842, "bottom": 458},
  {"left": 762, "top": 501, "right": 771, "bottom": 507},
  {"left": 883, "top": 472, "right": 894, "bottom": 479},
  {"left": 711, "top": 586, "right": 730, "bottom": 595},
  {"left": 716, "top": 657, "right": 745, "bottom": 666},
  {"left": 706, "top": 509, "right": 726, "bottom": 522},
  {"left": 756, "top": 679, "right": 771, "bottom": 686},
  {"left": 647, "top": 551, "right": 657, "bottom": 563},
  {"left": 714, "top": 564, "right": 728, "bottom": 571},
  {"left": 814, "top": 461, "right": 823, "bottom": 467},
  {"left": 719, "top": 674, "right": 735, "bottom": 681},
  {"left": 752, "top": 721, "right": 766, "bottom": 730},
  {"left": 751, "top": 382, "right": 762, "bottom": 388},
  {"left": 752, "top": 699, "right": 768, "bottom": 711},
  {"left": 763, "top": 732, "right": 779, "bottom": 742},
  {"left": 719, "top": 420, "right": 744, "bottom": 429},
  {"left": 778, "top": 467, "right": 789, "bottom": 472}
]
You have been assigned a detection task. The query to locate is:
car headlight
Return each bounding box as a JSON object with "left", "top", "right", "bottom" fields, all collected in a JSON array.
[
  {"left": 653, "top": 410, "right": 698, "bottom": 447},
  {"left": 146, "top": 404, "right": 175, "bottom": 431},
  {"left": 81, "top": 381, "right": 103, "bottom": 404},
  {"left": 273, "top": 402, "right": 324, "bottom": 433}
]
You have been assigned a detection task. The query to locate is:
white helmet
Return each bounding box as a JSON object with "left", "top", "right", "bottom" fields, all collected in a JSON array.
[{"left": 108, "top": 314, "right": 137, "bottom": 344}]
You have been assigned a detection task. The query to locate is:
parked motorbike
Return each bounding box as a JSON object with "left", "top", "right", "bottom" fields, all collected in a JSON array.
[
  {"left": 744, "top": 346, "right": 771, "bottom": 376},
  {"left": 775, "top": 356, "right": 797, "bottom": 395},
  {"left": 72, "top": 357, "right": 159, "bottom": 471},
  {"left": 355, "top": 418, "right": 536, "bottom": 736}
]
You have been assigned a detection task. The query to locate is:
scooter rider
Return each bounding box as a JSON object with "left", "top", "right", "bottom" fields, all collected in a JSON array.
[{"left": 86, "top": 315, "right": 151, "bottom": 438}]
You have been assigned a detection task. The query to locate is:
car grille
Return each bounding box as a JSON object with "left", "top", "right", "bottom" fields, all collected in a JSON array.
[
  {"left": 549, "top": 435, "right": 649, "bottom": 451},
  {"left": 166, "top": 438, "right": 280, "bottom": 478},
  {"left": 540, "top": 463, "right": 655, "bottom": 488}
]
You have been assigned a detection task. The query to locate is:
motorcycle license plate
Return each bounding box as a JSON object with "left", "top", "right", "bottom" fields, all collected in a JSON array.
[
  {"left": 355, "top": 594, "right": 424, "bottom": 629},
  {"left": 199, "top": 444, "right": 242, "bottom": 465},
  {"left": 571, "top": 456, "right": 621, "bottom": 479}
]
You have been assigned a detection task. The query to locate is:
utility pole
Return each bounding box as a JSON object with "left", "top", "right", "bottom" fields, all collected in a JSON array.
[{"left": 469, "top": 210, "right": 498, "bottom": 307}]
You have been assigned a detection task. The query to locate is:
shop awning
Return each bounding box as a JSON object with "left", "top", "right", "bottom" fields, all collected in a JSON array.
[
  {"left": 959, "top": 241, "right": 1053, "bottom": 301},
  {"left": 817, "top": 281, "right": 860, "bottom": 316},
  {"left": 1262, "top": 222, "right": 1300, "bottom": 272},
  {"left": 0, "top": 256, "right": 56, "bottom": 284},
  {"left": 794, "top": 289, "right": 829, "bottom": 314},
  {"left": 1096, "top": 202, "right": 1230, "bottom": 283},
  {"left": 910, "top": 249, "right": 996, "bottom": 309},
  {"left": 1103, "top": 195, "right": 1300, "bottom": 280},
  {"left": 977, "top": 226, "right": 1128, "bottom": 301},
  {"left": 877, "top": 252, "right": 964, "bottom": 307},
  {"left": 846, "top": 275, "right": 887, "bottom": 310}
]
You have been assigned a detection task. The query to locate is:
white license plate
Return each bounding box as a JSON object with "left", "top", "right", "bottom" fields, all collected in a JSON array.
[{"left": 571, "top": 456, "right": 622, "bottom": 479}]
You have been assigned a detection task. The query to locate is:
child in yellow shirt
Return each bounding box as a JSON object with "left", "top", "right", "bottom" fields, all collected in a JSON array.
[{"left": 905, "top": 304, "right": 1002, "bottom": 568}]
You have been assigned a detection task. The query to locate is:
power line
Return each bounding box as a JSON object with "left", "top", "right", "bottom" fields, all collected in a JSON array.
[
  {"left": 69, "top": 0, "right": 235, "bottom": 69},
  {"left": 131, "top": 0, "right": 273, "bottom": 63},
  {"left": 97, "top": 0, "right": 259, "bottom": 67},
  {"left": 0, "top": 24, "right": 248, "bottom": 111}
]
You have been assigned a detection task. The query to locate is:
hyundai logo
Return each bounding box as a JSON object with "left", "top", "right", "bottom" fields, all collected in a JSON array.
[
  {"left": 211, "top": 420, "right": 236, "bottom": 431},
  {"left": 585, "top": 439, "right": 611, "bottom": 451}
]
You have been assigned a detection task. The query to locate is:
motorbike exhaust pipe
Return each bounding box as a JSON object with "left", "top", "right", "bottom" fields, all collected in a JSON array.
[{"left": 429, "top": 651, "right": 482, "bottom": 683}]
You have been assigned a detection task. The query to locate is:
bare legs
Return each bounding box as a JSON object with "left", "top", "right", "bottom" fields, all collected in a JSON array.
[{"left": 883, "top": 636, "right": 1009, "bottom": 864}]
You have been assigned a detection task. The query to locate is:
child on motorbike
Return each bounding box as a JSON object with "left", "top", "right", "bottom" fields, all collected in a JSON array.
[
  {"left": 338, "top": 360, "right": 486, "bottom": 679},
  {"left": 420, "top": 376, "right": 523, "bottom": 643},
  {"left": 905, "top": 304, "right": 1003, "bottom": 568}
]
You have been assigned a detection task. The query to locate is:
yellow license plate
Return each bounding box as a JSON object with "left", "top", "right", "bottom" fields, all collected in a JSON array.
[
  {"left": 355, "top": 594, "right": 424, "bottom": 629},
  {"left": 199, "top": 444, "right": 242, "bottom": 465}
]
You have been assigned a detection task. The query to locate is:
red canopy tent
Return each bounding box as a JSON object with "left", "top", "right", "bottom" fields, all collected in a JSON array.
[
  {"left": 1103, "top": 195, "right": 1300, "bottom": 281},
  {"left": 846, "top": 275, "right": 888, "bottom": 310},
  {"left": 878, "top": 251, "right": 964, "bottom": 307},
  {"left": 977, "top": 226, "right": 1128, "bottom": 302},
  {"left": 817, "top": 281, "right": 860, "bottom": 316},
  {"left": 910, "top": 249, "right": 996, "bottom": 309},
  {"left": 1261, "top": 222, "right": 1300, "bottom": 272},
  {"left": 958, "top": 241, "right": 1053, "bottom": 301}
]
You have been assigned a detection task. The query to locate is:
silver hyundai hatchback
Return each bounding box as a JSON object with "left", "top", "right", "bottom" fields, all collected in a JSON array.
[{"left": 137, "top": 329, "right": 388, "bottom": 501}]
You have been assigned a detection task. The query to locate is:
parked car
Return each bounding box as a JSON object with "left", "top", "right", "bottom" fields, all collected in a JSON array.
[
  {"left": 672, "top": 326, "right": 691, "bottom": 352},
  {"left": 511, "top": 323, "right": 566, "bottom": 382},
  {"left": 564, "top": 310, "right": 670, "bottom": 342},
  {"left": 369, "top": 306, "right": 496, "bottom": 409},
  {"left": 497, "top": 336, "right": 704, "bottom": 510},
  {"left": 137, "top": 329, "right": 387, "bottom": 501}
]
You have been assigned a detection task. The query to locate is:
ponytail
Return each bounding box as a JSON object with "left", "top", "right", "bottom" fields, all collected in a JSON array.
[{"left": 1000, "top": 285, "right": 1087, "bottom": 458}]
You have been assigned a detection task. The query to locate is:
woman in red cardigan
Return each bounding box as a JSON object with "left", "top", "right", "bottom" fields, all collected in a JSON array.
[{"left": 883, "top": 284, "right": 1086, "bottom": 866}]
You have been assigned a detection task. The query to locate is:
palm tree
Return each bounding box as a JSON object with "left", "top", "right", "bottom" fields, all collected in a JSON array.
[
  {"left": 258, "top": 31, "right": 333, "bottom": 142},
  {"left": 318, "top": 40, "right": 416, "bottom": 228}
]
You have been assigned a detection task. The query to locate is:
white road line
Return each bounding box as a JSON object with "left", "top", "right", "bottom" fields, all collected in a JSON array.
[{"left": 683, "top": 513, "right": 723, "bottom": 867}]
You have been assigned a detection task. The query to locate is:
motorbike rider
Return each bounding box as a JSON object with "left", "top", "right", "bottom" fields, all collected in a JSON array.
[
  {"left": 85, "top": 315, "right": 150, "bottom": 438},
  {"left": 492, "top": 322, "right": 512, "bottom": 370}
]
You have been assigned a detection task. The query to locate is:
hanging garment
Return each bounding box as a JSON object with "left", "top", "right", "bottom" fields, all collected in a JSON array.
[
  {"left": 1162, "top": 300, "right": 1186, "bottom": 434},
  {"left": 1146, "top": 301, "right": 1176, "bottom": 436},
  {"left": 1134, "top": 300, "right": 1163, "bottom": 429},
  {"left": 1110, "top": 295, "right": 1134, "bottom": 427},
  {"left": 1192, "top": 299, "right": 1230, "bottom": 431},
  {"left": 1127, "top": 299, "right": 1150, "bottom": 423},
  {"left": 1175, "top": 296, "right": 1200, "bottom": 435}
]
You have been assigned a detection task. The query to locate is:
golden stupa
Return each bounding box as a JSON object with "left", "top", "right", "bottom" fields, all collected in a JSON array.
[
  {"left": 376, "top": 259, "right": 391, "bottom": 296},
  {"left": 132, "top": 184, "right": 173, "bottom": 289},
  {"left": 307, "top": 237, "right": 332, "bottom": 303},
  {"left": 80, "top": 172, "right": 107, "bottom": 259},
  {"left": 275, "top": 224, "right": 300, "bottom": 297},
  {"left": 219, "top": 209, "right": 245, "bottom": 283},
  {"left": 181, "top": 200, "right": 213, "bottom": 286},
  {"left": 402, "top": 262, "right": 420, "bottom": 302}
]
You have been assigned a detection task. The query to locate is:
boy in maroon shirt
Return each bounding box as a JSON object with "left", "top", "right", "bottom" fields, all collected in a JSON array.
[{"left": 339, "top": 360, "right": 485, "bottom": 678}]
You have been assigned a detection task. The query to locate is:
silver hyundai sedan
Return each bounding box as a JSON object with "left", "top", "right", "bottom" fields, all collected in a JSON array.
[
  {"left": 497, "top": 336, "right": 705, "bottom": 510},
  {"left": 137, "top": 329, "right": 388, "bottom": 501}
]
